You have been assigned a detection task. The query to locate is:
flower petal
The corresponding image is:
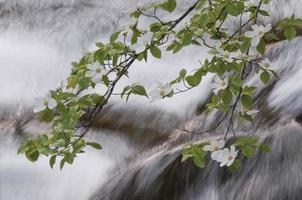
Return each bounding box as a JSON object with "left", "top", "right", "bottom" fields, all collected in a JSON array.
[
  {"left": 251, "top": 36, "right": 260, "bottom": 47},
  {"left": 91, "top": 74, "right": 102, "bottom": 83},
  {"left": 245, "top": 31, "right": 256, "bottom": 38},
  {"left": 86, "top": 70, "right": 96, "bottom": 78},
  {"left": 48, "top": 99, "right": 57, "bottom": 109},
  {"left": 33, "top": 104, "right": 46, "bottom": 113}
]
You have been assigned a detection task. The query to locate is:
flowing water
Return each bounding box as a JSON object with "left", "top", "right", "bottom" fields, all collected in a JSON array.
[{"left": 1, "top": 0, "right": 302, "bottom": 200}]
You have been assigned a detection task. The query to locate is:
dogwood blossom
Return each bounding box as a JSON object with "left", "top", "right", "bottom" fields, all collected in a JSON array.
[
  {"left": 86, "top": 62, "right": 107, "bottom": 84},
  {"left": 244, "top": 0, "right": 257, "bottom": 7},
  {"left": 131, "top": 32, "right": 153, "bottom": 53},
  {"left": 210, "top": 76, "right": 228, "bottom": 95},
  {"left": 33, "top": 93, "right": 57, "bottom": 113},
  {"left": 245, "top": 24, "right": 272, "bottom": 47},
  {"left": 149, "top": 82, "right": 172, "bottom": 102},
  {"left": 203, "top": 139, "right": 225, "bottom": 152},
  {"left": 259, "top": 58, "right": 271, "bottom": 69},
  {"left": 216, "top": 47, "right": 239, "bottom": 62},
  {"left": 211, "top": 145, "right": 238, "bottom": 167}
]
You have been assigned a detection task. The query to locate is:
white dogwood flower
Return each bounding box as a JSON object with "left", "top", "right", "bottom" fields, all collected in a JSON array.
[
  {"left": 131, "top": 32, "right": 153, "bottom": 53},
  {"left": 241, "top": 106, "right": 259, "bottom": 117},
  {"left": 246, "top": 109, "right": 259, "bottom": 117},
  {"left": 216, "top": 47, "right": 239, "bottom": 63},
  {"left": 259, "top": 58, "right": 271, "bottom": 69},
  {"left": 211, "top": 146, "right": 238, "bottom": 167},
  {"left": 210, "top": 76, "right": 228, "bottom": 95},
  {"left": 203, "top": 139, "right": 225, "bottom": 152},
  {"left": 244, "top": 0, "right": 257, "bottom": 7},
  {"left": 86, "top": 62, "right": 107, "bottom": 84},
  {"left": 245, "top": 24, "right": 272, "bottom": 47},
  {"left": 33, "top": 93, "right": 57, "bottom": 113},
  {"left": 149, "top": 82, "right": 172, "bottom": 101}
]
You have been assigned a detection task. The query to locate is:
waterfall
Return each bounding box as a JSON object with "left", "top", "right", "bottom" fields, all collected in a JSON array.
[{"left": 1, "top": 0, "right": 302, "bottom": 200}]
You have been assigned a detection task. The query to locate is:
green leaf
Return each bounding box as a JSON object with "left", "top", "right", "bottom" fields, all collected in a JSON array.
[
  {"left": 150, "top": 46, "right": 161, "bottom": 58},
  {"left": 192, "top": 156, "right": 206, "bottom": 168},
  {"left": 241, "top": 145, "right": 255, "bottom": 158},
  {"left": 228, "top": 159, "right": 241, "bottom": 172},
  {"left": 78, "top": 77, "right": 91, "bottom": 89},
  {"left": 159, "top": 0, "right": 176, "bottom": 13},
  {"left": 257, "top": 38, "right": 266, "bottom": 54},
  {"left": 38, "top": 109, "right": 54, "bottom": 122},
  {"left": 234, "top": 136, "right": 254, "bottom": 146},
  {"left": 179, "top": 69, "right": 187, "bottom": 79},
  {"left": 284, "top": 26, "right": 296, "bottom": 41},
  {"left": 227, "top": 2, "right": 244, "bottom": 16},
  {"left": 220, "top": 90, "right": 233, "bottom": 105},
  {"left": 25, "top": 150, "right": 39, "bottom": 162},
  {"left": 259, "top": 9, "right": 270, "bottom": 16},
  {"left": 110, "top": 31, "right": 120, "bottom": 43},
  {"left": 241, "top": 94, "right": 253, "bottom": 109},
  {"left": 132, "top": 85, "right": 148, "bottom": 97},
  {"left": 65, "top": 153, "right": 75, "bottom": 164},
  {"left": 87, "top": 142, "right": 102, "bottom": 150},
  {"left": 186, "top": 75, "right": 198, "bottom": 87},
  {"left": 102, "top": 76, "right": 110, "bottom": 87},
  {"left": 17, "top": 143, "right": 29, "bottom": 154},
  {"left": 60, "top": 158, "right": 65, "bottom": 170},
  {"left": 259, "top": 143, "right": 272, "bottom": 153},
  {"left": 130, "top": 10, "right": 140, "bottom": 18},
  {"left": 260, "top": 71, "right": 270, "bottom": 84},
  {"left": 49, "top": 155, "right": 57, "bottom": 169},
  {"left": 54, "top": 139, "right": 66, "bottom": 148},
  {"left": 68, "top": 75, "right": 78, "bottom": 89}
]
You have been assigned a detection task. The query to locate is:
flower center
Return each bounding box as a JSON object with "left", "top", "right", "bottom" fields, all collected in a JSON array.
[
  {"left": 43, "top": 100, "right": 49, "bottom": 107},
  {"left": 223, "top": 53, "right": 230, "bottom": 59},
  {"left": 96, "top": 67, "right": 102, "bottom": 73},
  {"left": 228, "top": 155, "right": 233, "bottom": 161},
  {"left": 214, "top": 146, "right": 220, "bottom": 151},
  {"left": 160, "top": 90, "right": 165, "bottom": 96},
  {"left": 258, "top": 31, "right": 264, "bottom": 36}
]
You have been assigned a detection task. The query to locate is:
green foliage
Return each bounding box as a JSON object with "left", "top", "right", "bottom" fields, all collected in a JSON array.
[
  {"left": 19, "top": 0, "right": 298, "bottom": 170},
  {"left": 278, "top": 15, "right": 302, "bottom": 41},
  {"left": 181, "top": 144, "right": 207, "bottom": 168}
]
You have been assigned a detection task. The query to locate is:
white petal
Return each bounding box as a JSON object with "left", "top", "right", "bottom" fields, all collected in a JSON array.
[
  {"left": 91, "top": 74, "right": 102, "bottom": 83},
  {"left": 230, "top": 145, "right": 238, "bottom": 157},
  {"left": 245, "top": 31, "right": 256, "bottom": 38},
  {"left": 217, "top": 140, "right": 225, "bottom": 148},
  {"left": 251, "top": 36, "right": 260, "bottom": 47},
  {"left": 264, "top": 24, "right": 272, "bottom": 32},
  {"left": 251, "top": 24, "right": 260, "bottom": 31},
  {"left": 87, "top": 62, "right": 99, "bottom": 71},
  {"left": 221, "top": 83, "right": 228, "bottom": 90},
  {"left": 135, "top": 45, "right": 146, "bottom": 53},
  {"left": 211, "top": 150, "right": 224, "bottom": 161},
  {"left": 220, "top": 160, "right": 228, "bottom": 167},
  {"left": 48, "top": 99, "right": 57, "bottom": 109},
  {"left": 213, "top": 88, "right": 220, "bottom": 95},
  {"left": 226, "top": 158, "right": 235, "bottom": 166},
  {"left": 33, "top": 104, "right": 46, "bottom": 113},
  {"left": 86, "top": 70, "right": 96, "bottom": 78}
]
